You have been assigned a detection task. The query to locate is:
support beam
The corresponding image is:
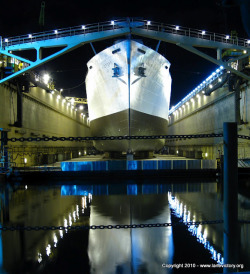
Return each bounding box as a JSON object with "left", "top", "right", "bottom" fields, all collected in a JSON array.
[{"left": 176, "top": 44, "right": 250, "bottom": 81}]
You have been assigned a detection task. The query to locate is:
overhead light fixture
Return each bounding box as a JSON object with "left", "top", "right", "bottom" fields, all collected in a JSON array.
[{"left": 57, "top": 95, "right": 61, "bottom": 99}]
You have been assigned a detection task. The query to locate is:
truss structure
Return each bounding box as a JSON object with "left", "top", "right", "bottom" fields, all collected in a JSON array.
[{"left": 0, "top": 18, "right": 249, "bottom": 84}]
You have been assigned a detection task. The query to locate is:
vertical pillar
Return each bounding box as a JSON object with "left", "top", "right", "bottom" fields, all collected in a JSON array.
[
  {"left": 217, "top": 48, "right": 222, "bottom": 60},
  {"left": 223, "top": 122, "right": 238, "bottom": 273}
]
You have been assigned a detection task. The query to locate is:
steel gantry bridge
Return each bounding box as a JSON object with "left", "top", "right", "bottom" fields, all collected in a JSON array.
[{"left": 0, "top": 18, "right": 250, "bottom": 84}]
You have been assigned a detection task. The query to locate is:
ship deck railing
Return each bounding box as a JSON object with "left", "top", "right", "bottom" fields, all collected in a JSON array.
[{"left": 1, "top": 18, "right": 249, "bottom": 48}]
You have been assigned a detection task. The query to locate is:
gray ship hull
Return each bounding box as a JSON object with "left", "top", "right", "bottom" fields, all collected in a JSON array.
[{"left": 91, "top": 109, "right": 168, "bottom": 152}]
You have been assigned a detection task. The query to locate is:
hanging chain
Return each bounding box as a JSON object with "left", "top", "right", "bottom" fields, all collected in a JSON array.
[{"left": 5, "top": 134, "right": 250, "bottom": 142}]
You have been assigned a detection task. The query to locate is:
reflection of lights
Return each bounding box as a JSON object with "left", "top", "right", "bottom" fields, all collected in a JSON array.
[
  {"left": 76, "top": 205, "right": 79, "bottom": 219},
  {"left": 46, "top": 244, "right": 51, "bottom": 256},
  {"left": 168, "top": 192, "right": 224, "bottom": 265},
  {"left": 54, "top": 234, "right": 58, "bottom": 247},
  {"left": 88, "top": 193, "right": 92, "bottom": 202},
  {"left": 64, "top": 218, "right": 68, "bottom": 233},
  {"left": 59, "top": 229, "right": 63, "bottom": 239},
  {"left": 38, "top": 253, "right": 42, "bottom": 263},
  {"left": 69, "top": 213, "right": 72, "bottom": 226},
  {"left": 73, "top": 211, "right": 76, "bottom": 222},
  {"left": 82, "top": 196, "right": 87, "bottom": 213}
]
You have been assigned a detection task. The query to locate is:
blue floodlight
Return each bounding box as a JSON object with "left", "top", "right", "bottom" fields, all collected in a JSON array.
[
  {"left": 216, "top": 69, "right": 220, "bottom": 73},
  {"left": 220, "top": 66, "right": 224, "bottom": 70}
]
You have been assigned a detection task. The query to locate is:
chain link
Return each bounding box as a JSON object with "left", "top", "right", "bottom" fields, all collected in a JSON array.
[
  {"left": 0, "top": 220, "right": 232, "bottom": 231},
  {"left": 6, "top": 133, "right": 237, "bottom": 142},
  {"left": 1, "top": 219, "right": 249, "bottom": 231}
]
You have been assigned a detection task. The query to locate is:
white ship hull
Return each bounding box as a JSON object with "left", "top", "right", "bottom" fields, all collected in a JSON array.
[{"left": 85, "top": 40, "right": 172, "bottom": 152}]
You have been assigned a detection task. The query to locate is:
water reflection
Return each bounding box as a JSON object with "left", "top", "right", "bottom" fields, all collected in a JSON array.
[
  {"left": 88, "top": 195, "right": 174, "bottom": 273},
  {"left": 0, "top": 182, "right": 249, "bottom": 273}
]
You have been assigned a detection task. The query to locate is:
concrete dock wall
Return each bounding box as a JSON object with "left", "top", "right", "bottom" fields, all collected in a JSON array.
[
  {"left": 0, "top": 82, "right": 92, "bottom": 167},
  {"left": 167, "top": 80, "right": 250, "bottom": 160}
]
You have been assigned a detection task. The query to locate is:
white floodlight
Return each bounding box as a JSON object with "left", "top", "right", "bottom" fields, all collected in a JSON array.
[
  {"left": 147, "top": 21, "right": 151, "bottom": 26},
  {"left": 82, "top": 25, "right": 86, "bottom": 29},
  {"left": 54, "top": 30, "right": 58, "bottom": 34},
  {"left": 28, "top": 34, "right": 32, "bottom": 38},
  {"left": 201, "top": 30, "right": 206, "bottom": 35},
  {"left": 4, "top": 38, "right": 8, "bottom": 42},
  {"left": 43, "top": 73, "right": 50, "bottom": 84},
  {"left": 226, "top": 35, "right": 229, "bottom": 39},
  {"left": 175, "top": 26, "right": 179, "bottom": 30},
  {"left": 79, "top": 105, "right": 84, "bottom": 110},
  {"left": 111, "top": 21, "right": 115, "bottom": 25}
]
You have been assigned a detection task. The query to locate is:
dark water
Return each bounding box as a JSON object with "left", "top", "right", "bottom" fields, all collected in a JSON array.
[{"left": 0, "top": 181, "right": 249, "bottom": 274}]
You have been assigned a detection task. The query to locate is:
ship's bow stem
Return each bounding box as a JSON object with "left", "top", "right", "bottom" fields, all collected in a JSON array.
[{"left": 127, "top": 37, "right": 133, "bottom": 159}]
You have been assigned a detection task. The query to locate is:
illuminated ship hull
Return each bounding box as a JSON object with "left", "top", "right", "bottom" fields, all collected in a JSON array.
[{"left": 85, "top": 40, "right": 172, "bottom": 153}]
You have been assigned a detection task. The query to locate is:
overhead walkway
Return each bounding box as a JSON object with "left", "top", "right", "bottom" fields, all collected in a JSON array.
[{"left": 0, "top": 18, "right": 249, "bottom": 84}]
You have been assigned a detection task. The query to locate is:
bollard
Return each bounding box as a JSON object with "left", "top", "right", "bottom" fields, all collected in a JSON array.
[{"left": 223, "top": 122, "right": 238, "bottom": 273}]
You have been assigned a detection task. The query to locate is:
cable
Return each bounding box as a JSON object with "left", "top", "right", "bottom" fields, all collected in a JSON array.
[{"left": 62, "top": 80, "right": 86, "bottom": 91}]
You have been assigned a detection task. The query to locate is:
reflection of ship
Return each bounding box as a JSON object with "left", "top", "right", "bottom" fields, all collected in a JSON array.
[{"left": 85, "top": 39, "right": 172, "bottom": 154}]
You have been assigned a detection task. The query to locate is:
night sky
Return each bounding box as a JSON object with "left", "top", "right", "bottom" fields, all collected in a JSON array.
[{"left": 0, "top": 0, "right": 249, "bottom": 106}]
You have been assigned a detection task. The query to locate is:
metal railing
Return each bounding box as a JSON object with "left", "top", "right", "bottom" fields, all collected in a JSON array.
[{"left": 1, "top": 18, "right": 249, "bottom": 48}]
